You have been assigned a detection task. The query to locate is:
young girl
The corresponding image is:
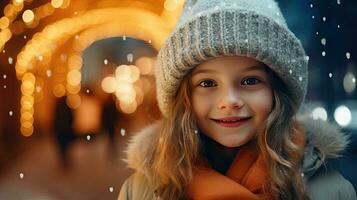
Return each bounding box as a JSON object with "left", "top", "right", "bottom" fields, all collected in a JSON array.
[{"left": 118, "top": 0, "right": 356, "bottom": 199}]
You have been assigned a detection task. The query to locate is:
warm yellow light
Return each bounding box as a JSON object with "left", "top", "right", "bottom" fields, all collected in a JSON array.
[
  {"left": 21, "top": 112, "right": 33, "bottom": 120},
  {"left": 129, "top": 65, "right": 140, "bottom": 83},
  {"left": 21, "top": 105, "right": 34, "bottom": 114},
  {"left": 22, "top": 73, "right": 36, "bottom": 83},
  {"left": 67, "top": 69, "right": 81, "bottom": 86},
  {"left": 115, "top": 83, "right": 134, "bottom": 99},
  {"left": 14, "top": 0, "right": 24, "bottom": 4},
  {"left": 101, "top": 76, "right": 116, "bottom": 93},
  {"left": 53, "top": 84, "right": 66, "bottom": 97},
  {"left": 135, "top": 57, "right": 155, "bottom": 75},
  {"left": 13, "top": 2, "right": 24, "bottom": 12},
  {"left": 43, "top": 3, "right": 55, "bottom": 16},
  {"left": 115, "top": 65, "right": 132, "bottom": 83},
  {"left": 68, "top": 54, "right": 83, "bottom": 69},
  {"left": 21, "top": 95, "right": 34, "bottom": 108},
  {"left": 21, "top": 114, "right": 34, "bottom": 124},
  {"left": 4, "top": 4, "right": 16, "bottom": 18},
  {"left": 60, "top": 0, "right": 70, "bottom": 9},
  {"left": 0, "top": 17, "right": 10, "bottom": 29},
  {"left": 66, "top": 94, "right": 81, "bottom": 109},
  {"left": 22, "top": 9, "right": 34, "bottom": 23},
  {"left": 21, "top": 125, "right": 33, "bottom": 137},
  {"left": 51, "top": 0, "right": 64, "bottom": 8},
  {"left": 21, "top": 82, "right": 35, "bottom": 95},
  {"left": 164, "top": 0, "right": 178, "bottom": 12},
  {"left": 118, "top": 100, "right": 137, "bottom": 114},
  {"left": 119, "top": 90, "right": 136, "bottom": 104},
  {"left": 115, "top": 65, "right": 140, "bottom": 83},
  {"left": 66, "top": 84, "right": 81, "bottom": 94}
]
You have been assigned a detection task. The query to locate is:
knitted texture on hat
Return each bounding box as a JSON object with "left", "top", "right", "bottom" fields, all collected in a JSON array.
[{"left": 155, "top": 0, "right": 309, "bottom": 117}]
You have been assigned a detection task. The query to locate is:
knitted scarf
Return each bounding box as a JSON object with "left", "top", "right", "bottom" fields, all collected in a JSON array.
[
  {"left": 187, "top": 125, "right": 305, "bottom": 200},
  {"left": 187, "top": 142, "right": 274, "bottom": 200}
]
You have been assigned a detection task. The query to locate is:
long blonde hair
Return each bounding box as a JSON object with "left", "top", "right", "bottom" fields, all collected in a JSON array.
[{"left": 146, "top": 66, "right": 309, "bottom": 200}]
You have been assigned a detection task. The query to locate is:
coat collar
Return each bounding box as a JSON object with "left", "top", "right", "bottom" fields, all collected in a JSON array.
[{"left": 123, "top": 116, "right": 349, "bottom": 180}]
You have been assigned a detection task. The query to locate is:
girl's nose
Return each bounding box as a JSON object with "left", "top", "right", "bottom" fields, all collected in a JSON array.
[{"left": 217, "top": 88, "right": 244, "bottom": 110}]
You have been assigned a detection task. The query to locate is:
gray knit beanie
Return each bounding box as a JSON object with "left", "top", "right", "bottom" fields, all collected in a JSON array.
[{"left": 155, "top": 0, "right": 309, "bottom": 117}]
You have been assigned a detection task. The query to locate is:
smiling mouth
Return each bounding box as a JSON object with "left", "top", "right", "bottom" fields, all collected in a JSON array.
[{"left": 211, "top": 117, "right": 251, "bottom": 128}]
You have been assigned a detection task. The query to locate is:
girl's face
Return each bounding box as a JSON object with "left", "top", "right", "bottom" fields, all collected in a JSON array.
[{"left": 190, "top": 56, "right": 273, "bottom": 148}]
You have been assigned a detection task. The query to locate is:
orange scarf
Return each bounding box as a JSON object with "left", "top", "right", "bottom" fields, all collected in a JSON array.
[
  {"left": 187, "top": 142, "right": 274, "bottom": 200},
  {"left": 187, "top": 123, "right": 305, "bottom": 200}
]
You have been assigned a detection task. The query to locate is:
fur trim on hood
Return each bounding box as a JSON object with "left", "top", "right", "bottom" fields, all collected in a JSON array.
[{"left": 122, "top": 116, "right": 350, "bottom": 180}]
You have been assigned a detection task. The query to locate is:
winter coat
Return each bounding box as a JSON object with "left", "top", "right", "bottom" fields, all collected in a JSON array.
[{"left": 117, "top": 116, "right": 357, "bottom": 200}]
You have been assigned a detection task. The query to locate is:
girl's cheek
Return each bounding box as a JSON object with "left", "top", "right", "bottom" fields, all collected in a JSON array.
[
  {"left": 192, "top": 92, "right": 215, "bottom": 115},
  {"left": 250, "top": 90, "right": 274, "bottom": 114}
]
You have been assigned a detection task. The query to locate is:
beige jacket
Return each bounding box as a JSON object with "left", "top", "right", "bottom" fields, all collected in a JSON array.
[{"left": 118, "top": 116, "right": 357, "bottom": 200}]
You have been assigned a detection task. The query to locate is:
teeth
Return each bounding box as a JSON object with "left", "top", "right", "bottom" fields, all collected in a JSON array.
[{"left": 221, "top": 119, "right": 239, "bottom": 122}]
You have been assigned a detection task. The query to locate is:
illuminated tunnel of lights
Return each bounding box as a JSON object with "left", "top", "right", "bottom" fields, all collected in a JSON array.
[{"left": 0, "top": 0, "right": 185, "bottom": 136}]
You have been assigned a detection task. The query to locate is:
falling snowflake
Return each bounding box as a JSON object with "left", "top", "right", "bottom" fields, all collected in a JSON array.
[
  {"left": 24, "top": 35, "right": 27, "bottom": 39},
  {"left": 86, "top": 89, "right": 90, "bottom": 94},
  {"left": 127, "top": 53, "right": 134, "bottom": 63},
  {"left": 346, "top": 52, "right": 351, "bottom": 59},
  {"left": 46, "top": 69, "right": 52, "bottom": 77},
  {"left": 75, "top": 35, "right": 80, "bottom": 40},
  {"left": 353, "top": 78, "right": 356, "bottom": 83},
  {"left": 2, "top": 49, "right": 5, "bottom": 53},
  {"left": 316, "top": 32, "right": 319, "bottom": 35},
  {"left": 322, "top": 17, "right": 326, "bottom": 22},
  {"left": 104, "top": 59, "right": 108, "bottom": 65},
  {"left": 337, "top": 0, "right": 341, "bottom": 5},
  {"left": 8, "top": 57, "right": 13, "bottom": 65},
  {"left": 109, "top": 187, "right": 114, "bottom": 193},
  {"left": 123, "top": 35, "right": 126, "bottom": 40},
  {"left": 322, "top": 51, "right": 326, "bottom": 57},
  {"left": 310, "top": 4, "right": 313, "bottom": 8},
  {"left": 38, "top": 55, "right": 43, "bottom": 61},
  {"left": 86, "top": 135, "right": 91, "bottom": 141},
  {"left": 305, "top": 56, "right": 310, "bottom": 61},
  {"left": 74, "top": 11, "right": 78, "bottom": 15},
  {"left": 194, "top": 130, "right": 198, "bottom": 134},
  {"left": 312, "top": 15, "right": 315, "bottom": 19},
  {"left": 9, "top": 111, "right": 13, "bottom": 116},
  {"left": 19, "top": 173, "right": 24, "bottom": 179},
  {"left": 3, "top": 74, "right": 6, "bottom": 79},
  {"left": 329, "top": 73, "right": 333, "bottom": 78},
  {"left": 321, "top": 38, "right": 326, "bottom": 46},
  {"left": 120, "top": 128, "right": 126, "bottom": 136},
  {"left": 4, "top": 85, "right": 6, "bottom": 88},
  {"left": 148, "top": 40, "right": 152, "bottom": 44},
  {"left": 337, "top": 25, "right": 341, "bottom": 29},
  {"left": 299, "top": 77, "right": 303, "bottom": 81},
  {"left": 289, "top": 69, "right": 293, "bottom": 74}
]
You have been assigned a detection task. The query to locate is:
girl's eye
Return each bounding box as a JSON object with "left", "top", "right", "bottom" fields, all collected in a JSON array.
[
  {"left": 241, "top": 77, "right": 261, "bottom": 85},
  {"left": 198, "top": 80, "right": 217, "bottom": 87}
]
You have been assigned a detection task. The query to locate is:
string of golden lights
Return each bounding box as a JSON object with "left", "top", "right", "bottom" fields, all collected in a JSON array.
[{"left": 1, "top": 0, "right": 184, "bottom": 136}]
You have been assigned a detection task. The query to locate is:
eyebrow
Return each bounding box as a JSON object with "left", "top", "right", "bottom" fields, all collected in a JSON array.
[{"left": 192, "top": 65, "right": 265, "bottom": 76}]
